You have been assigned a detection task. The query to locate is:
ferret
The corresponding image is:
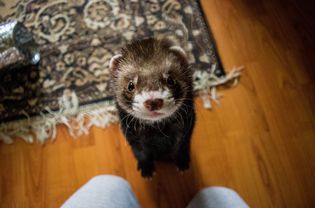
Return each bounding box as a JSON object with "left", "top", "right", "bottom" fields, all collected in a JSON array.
[{"left": 110, "top": 38, "right": 195, "bottom": 178}]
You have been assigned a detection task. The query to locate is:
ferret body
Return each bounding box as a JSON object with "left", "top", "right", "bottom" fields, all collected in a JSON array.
[{"left": 110, "top": 38, "right": 195, "bottom": 178}]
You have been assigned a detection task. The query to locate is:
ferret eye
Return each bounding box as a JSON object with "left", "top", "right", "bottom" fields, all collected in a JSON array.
[
  {"left": 128, "top": 81, "right": 135, "bottom": 91},
  {"left": 167, "top": 76, "right": 176, "bottom": 86}
]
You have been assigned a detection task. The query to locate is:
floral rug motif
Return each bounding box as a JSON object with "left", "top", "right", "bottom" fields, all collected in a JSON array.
[{"left": 0, "top": 0, "right": 240, "bottom": 143}]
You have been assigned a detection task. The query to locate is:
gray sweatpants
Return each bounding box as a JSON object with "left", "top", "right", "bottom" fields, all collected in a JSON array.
[{"left": 62, "top": 175, "right": 248, "bottom": 208}]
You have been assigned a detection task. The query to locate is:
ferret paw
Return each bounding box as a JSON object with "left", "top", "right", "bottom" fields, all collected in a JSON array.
[
  {"left": 140, "top": 169, "right": 155, "bottom": 179},
  {"left": 138, "top": 162, "right": 155, "bottom": 179},
  {"left": 143, "top": 173, "right": 155, "bottom": 181},
  {"left": 175, "top": 160, "right": 190, "bottom": 172}
]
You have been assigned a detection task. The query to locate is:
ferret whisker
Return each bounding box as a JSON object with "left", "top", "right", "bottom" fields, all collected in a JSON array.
[
  {"left": 181, "top": 106, "right": 189, "bottom": 116},
  {"left": 176, "top": 109, "right": 185, "bottom": 126},
  {"left": 177, "top": 96, "right": 194, "bottom": 101},
  {"left": 157, "top": 123, "right": 169, "bottom": 138},
  {"left": 173, "top": 111, "right": 184, "bottom": 128},
  {"left": 127, "top": 116, "right": 135, "bottom": 128},
  {"left": 179, "top": 102, "right": 193, "bottom": 112},
  {"left": 120, "top": 114, "right": 131, "bottom": 126},
  {"left": 177, "top": 98, "right": 194, "bottom": 107},
  {"left": 132, "top": 106, "right": 142, "bottom": 112},
  {"left": 121, "top": 115, "right": 133, "bottom": 136}
]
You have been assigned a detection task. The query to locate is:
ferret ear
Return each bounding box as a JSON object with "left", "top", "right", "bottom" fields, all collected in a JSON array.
[
  {"left": 109, "top": 54, "right": 123, "bottom": 76},
  {"left": 169, "top": 46, "right": 188, "bottom": 66}
]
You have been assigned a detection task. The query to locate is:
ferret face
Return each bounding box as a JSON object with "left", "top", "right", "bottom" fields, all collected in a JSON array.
[
  {"left": 116, "top": 70, "right": 185, "bottom": 122},
  {"left": 110, "top": 38, "right": 192, "bottom": 122}
]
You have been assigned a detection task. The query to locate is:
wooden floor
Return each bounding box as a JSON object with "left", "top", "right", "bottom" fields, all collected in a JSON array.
[{"left": 1, "top": 0, "right": 315, "bottom": 207}]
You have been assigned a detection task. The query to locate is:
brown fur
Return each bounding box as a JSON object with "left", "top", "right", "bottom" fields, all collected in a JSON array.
[{"left": 112, "top": 38, "right": 192, "bottom": 114}]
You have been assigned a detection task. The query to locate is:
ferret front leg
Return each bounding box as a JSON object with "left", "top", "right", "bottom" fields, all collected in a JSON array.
[
  {"left": 174, "top": 139, "right": 191, "bottom": 172},
  {"left": 175, "top": 114, "right": 195, "bottom": 171},
  {"left": 131, "top": 144, "right": 155, "bottom": 178},
  {"left": 137, "top": 158, "right": 155, "bottom": 178}
]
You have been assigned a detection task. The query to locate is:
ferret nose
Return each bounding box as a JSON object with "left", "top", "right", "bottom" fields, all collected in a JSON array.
[{"left": 144, "top": 99, "right": 163, "bottom": 111}]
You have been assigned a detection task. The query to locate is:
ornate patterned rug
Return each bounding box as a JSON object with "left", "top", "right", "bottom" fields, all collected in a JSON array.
[{"left": 0, "top": 0, "right": 241, "bottom": 144}]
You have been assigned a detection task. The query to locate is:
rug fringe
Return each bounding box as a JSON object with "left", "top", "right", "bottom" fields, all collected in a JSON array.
[
  {"left": 0, "top": 90, "right": 118, "bottom": 144},
  {"left": 194, "top": 65, "right": 243, "bottom": 109}
]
